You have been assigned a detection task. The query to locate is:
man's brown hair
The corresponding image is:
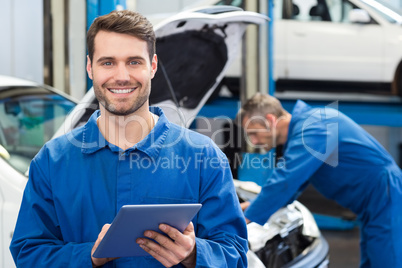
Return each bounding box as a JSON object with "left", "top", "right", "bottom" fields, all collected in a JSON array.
[
  {"left": 236, "top": 93, "right": 286, "bottom": 125},
  {"left": 87, "top": 10, "right": 156, "bottom": 63}
]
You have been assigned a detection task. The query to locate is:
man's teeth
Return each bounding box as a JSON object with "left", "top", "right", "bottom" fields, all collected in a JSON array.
[{"left": 109, "top": 88, "right": 134, "bottom": 94}]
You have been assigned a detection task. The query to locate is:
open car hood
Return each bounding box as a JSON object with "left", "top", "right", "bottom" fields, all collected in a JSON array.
[{"left": 150, "top": 6, "right": 268, "bottom": 126}]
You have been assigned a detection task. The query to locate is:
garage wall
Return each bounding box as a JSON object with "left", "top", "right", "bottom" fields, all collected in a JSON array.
[
  {"left": 0, "top": 0, "right": 44, "bottom": 83},
  {"left": 363, "top": 125, "right": 402, "bottom": 165}
]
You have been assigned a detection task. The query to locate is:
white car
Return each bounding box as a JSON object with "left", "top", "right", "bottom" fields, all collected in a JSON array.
[
  {"left": 0, "top": 75, "right": 77, "bottom": 267},
  {"left": 273, "top": 0, "right": 402, "bottom": 96},
  {"left": 189, "top": 0, "right": 401, "bottom": 96}
]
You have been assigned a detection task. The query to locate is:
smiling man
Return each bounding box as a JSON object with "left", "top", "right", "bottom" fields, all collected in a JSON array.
[{"left": 10, "top": 10, "right": 248, "bottom": 267}]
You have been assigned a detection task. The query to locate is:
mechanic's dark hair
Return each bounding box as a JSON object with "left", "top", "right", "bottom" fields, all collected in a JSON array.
[
  {"left": 236, "top": 93, "right": 286, "bottom": 125},
  {"left": 87, "top": 10, "right": 156, "bottom": 63}
]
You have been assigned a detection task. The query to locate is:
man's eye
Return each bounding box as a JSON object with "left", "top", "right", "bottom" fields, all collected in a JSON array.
[
  {"left": 129, "top": 61, "right": 139, "bottom": 65},
  {"left": 102, "top": 62, "right": 112, "bottom": 66}
]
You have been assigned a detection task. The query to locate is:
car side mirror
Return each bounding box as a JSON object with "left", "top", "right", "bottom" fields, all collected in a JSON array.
[
  {"left": 349, "top": 9, "right": 371, "bottom": 24},
  {"left": 0, "top": 144, "right": 10, "bottom": 160}
]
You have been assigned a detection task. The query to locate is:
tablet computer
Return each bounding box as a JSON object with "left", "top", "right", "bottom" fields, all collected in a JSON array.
[{"left": 92, "top": 203, "right": 202, "bottom": 258}]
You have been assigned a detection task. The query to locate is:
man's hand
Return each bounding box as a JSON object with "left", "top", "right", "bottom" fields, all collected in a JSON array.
[
  {"left": 240, "top": 202, "right": 251, "bottom": 224},
  {"left": 91, "top": 224, "right": 118, "bottom": 267},
  {"left": 240, "top": 201, "right": 250, "bottom": 211},
  {"left": 136, "top": 222, "right": 196, "bottom": 268}
]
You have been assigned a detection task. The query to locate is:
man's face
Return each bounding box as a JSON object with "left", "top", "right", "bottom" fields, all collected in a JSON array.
[
  {"left": 87, "top": 30, "right": 157, "bottom": 116},
  {"left": 242, "top": 115, "right": 276, "bottom": 151}
]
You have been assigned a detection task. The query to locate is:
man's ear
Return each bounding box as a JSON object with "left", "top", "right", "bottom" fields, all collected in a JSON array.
[
  {"left": 265, "top": 114, "right": 277, "bottom": 129},
  {"left": 86, "top": 55, "right": 93, "bottom": 80},
  {"left": 151, "top": 54, "right": 158, "bottom": 78}
]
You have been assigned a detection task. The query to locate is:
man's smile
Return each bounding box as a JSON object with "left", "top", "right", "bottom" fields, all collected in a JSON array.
[{"left": 108, "top": 88, "right": 136, "bottom": 94}]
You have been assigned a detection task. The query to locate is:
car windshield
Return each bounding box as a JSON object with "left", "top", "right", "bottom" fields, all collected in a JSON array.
[
  {"left": 361, "top": 0, "right": 402, "bottom": 24},
  {"left": 0, "top": 86, "right": 76, "bottom": 175}
]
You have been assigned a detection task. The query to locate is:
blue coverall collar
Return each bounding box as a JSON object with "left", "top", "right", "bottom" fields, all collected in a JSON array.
[{"left": 81, "top": 106, "right": 170, "bottom": 159}]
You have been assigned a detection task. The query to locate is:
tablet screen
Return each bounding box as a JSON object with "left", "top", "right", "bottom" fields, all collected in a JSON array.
[{"left": 93, "top": 203, "right": 202, "bottom": 258}]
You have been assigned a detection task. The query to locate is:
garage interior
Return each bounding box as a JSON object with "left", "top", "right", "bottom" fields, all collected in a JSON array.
[{"left": 2, "top": 0, "right": 402, "bottom": 267}]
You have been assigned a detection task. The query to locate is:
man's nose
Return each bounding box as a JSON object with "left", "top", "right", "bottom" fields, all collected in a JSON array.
[
  {"left": 249, "top": 135, "right": 258, "bottom": 145},
  {"left": 115, "top": 63, "right": 130, "bottom": 81}
]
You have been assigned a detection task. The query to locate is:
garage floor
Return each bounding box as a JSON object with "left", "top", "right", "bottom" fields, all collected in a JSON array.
[
  {"left": 297, "top": 186, "right": 361, "bottom": 267},
  {"left": 321, "top": 228, "right": 360, "bottom": 267}
]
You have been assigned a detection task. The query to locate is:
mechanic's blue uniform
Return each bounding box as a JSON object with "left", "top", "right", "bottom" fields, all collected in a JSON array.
[
  {"left": 245, "top": 100, "right": 402, "bottom": 268},
  {"left": 10, "top": 107, "right": 248, "bottom": 267}
]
